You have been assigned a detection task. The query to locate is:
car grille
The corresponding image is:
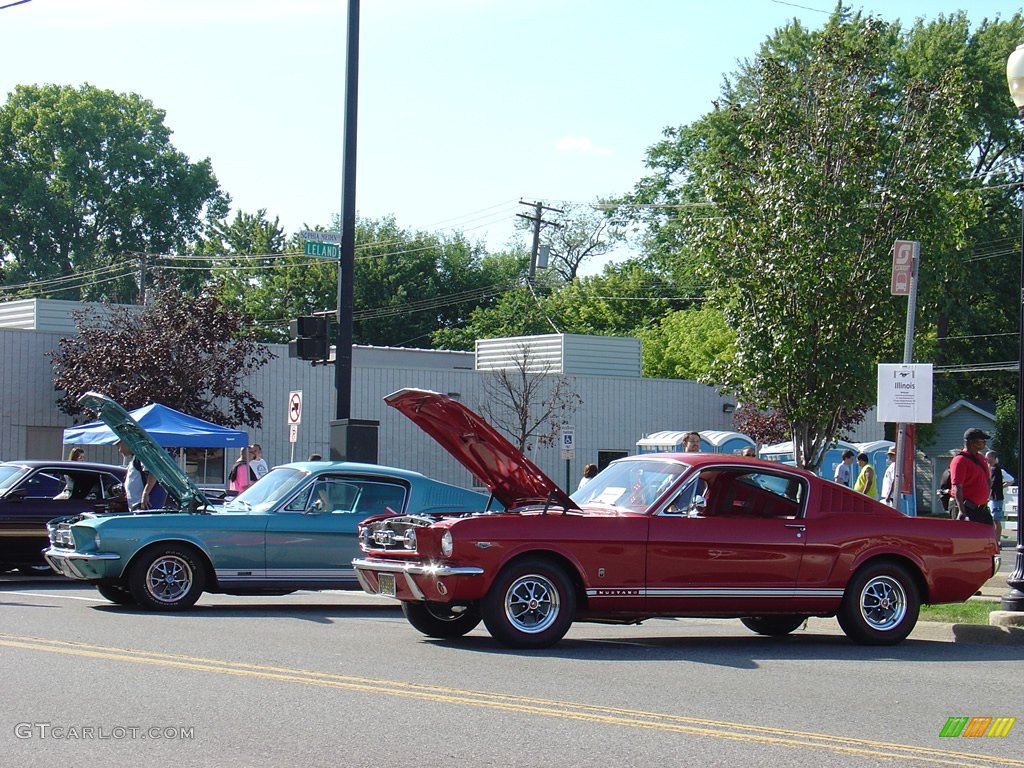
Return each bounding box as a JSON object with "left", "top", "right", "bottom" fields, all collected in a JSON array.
[
  {"left": 360, "top": 515, "right": 432, "bottom": 553},
  {"left": 49, "top": 524, "right": 76, "bottom": 550}
]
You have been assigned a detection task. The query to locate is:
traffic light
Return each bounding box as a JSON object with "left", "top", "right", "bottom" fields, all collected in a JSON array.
[{"left": 288, "top": 316, "right": 329, "bottom": 361}]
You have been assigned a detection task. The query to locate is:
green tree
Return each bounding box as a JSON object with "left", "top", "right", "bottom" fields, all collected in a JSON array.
[
  {"left": 48, "top": 286, "right": 273, "bottom": 427},
  {"left": 638, "top": 306, "right": 735, "bottom": 380},
  {"left": 625, "top": 12, "right": 980, "bottom": 471},
  {"left": 994, "top": 394, "right": 1018, "bottom": 475},
  {"left": 0, "top": 84, "right": 224, "bottom": 301}
]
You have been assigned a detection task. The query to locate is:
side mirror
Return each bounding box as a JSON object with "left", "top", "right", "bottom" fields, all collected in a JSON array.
[
  {"left": 688, "top": 494, "right": 707, "bottom": 515},
  {"left": 305, "top": 498, "right": 325, "bottom": 515},
  {"left": 5, "top": 488, "right": 26, "bottom": 503}
]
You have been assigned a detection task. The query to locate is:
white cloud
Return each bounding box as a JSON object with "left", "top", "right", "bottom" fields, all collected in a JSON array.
[{"left": 554, "top": 135, "right": 612, "bottom": 156}]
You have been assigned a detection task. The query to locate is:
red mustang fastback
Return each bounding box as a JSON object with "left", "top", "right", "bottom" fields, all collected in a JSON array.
[{"left": 354, "top": 389, "right": 1000, "bottom": 649}]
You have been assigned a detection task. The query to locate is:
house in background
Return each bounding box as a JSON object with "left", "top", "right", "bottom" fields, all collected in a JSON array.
[{"left": 918, "top": 399, "right": 997, "bottom": 515}]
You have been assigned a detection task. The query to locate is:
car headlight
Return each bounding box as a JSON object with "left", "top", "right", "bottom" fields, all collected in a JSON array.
[
  {"left": 404, "top": 527, "right": 417, "bottom": 550},
  {"left": 441, "top": 530, "right": 453, "bottom": 557}
]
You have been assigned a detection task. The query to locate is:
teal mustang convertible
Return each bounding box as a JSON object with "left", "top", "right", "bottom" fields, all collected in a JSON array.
[{"left": 44, "top": 392, "right": 490, "bottom": 611}]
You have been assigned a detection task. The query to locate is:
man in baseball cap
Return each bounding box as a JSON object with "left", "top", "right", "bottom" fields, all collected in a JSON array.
[{"left": 950, "top": 428, "right": 994, "bottom": 529}]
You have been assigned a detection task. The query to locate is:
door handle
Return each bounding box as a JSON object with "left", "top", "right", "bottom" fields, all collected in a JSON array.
[{"left": 784, "top": 523, "right": 806, "bottom": 538}]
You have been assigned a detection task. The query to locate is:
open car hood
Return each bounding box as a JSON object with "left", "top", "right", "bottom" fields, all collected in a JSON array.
[
  {"left": 78, "top": 391, "right": 212, "bottom": 513},
  {"left": 384, "top": 388, "right": 578, "bottom": 512}
]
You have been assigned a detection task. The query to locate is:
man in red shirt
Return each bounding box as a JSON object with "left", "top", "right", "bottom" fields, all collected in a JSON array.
[{"left": 950, "top": 428, "right": 994, "bottom": 527}]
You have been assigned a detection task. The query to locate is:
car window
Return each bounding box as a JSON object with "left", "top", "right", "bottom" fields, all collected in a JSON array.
[
  {"left": 352, "top": 483, "right": 406, "bottom": 516},
  {"left": 99, "top": 473, "right": 124, "bottom": 499},
  {"left": 0, "top": 465, "right": 29, "bottom": 493},
  {"left": 22, "top": 471, "right": 66, "bottom": 498},
  {"left": 663, "top": 467, "right": 805, "bottom": 519}
]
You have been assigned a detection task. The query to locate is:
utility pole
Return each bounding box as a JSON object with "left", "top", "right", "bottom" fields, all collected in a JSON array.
[
  {"left": 137, "top": 252, "right": 147, "bottom": 305},
  {"left": 517, "top": 200, "right": 563, "bottom": 284}
]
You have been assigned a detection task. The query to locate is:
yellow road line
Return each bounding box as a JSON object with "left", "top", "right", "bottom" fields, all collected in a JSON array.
[{"left": 0, "top": 633, "right": 1016, "bottom": 767}]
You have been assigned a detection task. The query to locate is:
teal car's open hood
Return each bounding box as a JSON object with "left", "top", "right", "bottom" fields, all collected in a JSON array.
[{"left": 78, "top": 391, "right": 213, "bottom": 513}]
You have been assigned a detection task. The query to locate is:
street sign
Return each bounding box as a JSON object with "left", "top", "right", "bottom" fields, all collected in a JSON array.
[
  {"left": 299, "top": 229, "right": 342, "bottom": 243},
  {"left": 289, "top": 424, "right": 298, "bottom": 444},
  {"left": 288, "top": 390, "right": 303, "bottom": 425},
  {"left": 891, "top": 240, "right": 916, "bottom": 296},
  {"left": 876, "top": 363, "right": 932, "bottom": 423},
  {"left": 304, "top": 241, "right": 340, "bottom": 259},
  {"left": 561, "top": 427, "right": 575, "bottom": 460}
]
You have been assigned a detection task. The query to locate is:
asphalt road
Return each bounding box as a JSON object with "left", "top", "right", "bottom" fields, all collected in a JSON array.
[{"left": 1, "top": 574, "right": 1022, "bottom": 768}]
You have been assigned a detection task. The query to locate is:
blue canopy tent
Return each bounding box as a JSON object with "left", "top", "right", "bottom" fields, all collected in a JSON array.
[{"left": 62, "top": 403, "right": 248, "bottom": 448}]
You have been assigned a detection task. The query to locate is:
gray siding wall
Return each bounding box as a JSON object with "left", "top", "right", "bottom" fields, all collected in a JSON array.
[{"left": 1, "top": 328, "right": 885, "bottom": 491}]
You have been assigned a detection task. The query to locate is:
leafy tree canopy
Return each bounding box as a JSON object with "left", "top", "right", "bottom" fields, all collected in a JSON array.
[
  {"left": 0, "top": 83, "right": 225, "bottom": 301},
  {"left": 48, "top": 285, "right": 273, "bottom": 427},
  {"left": 619, "top": 10, "right": 1020, "bottom": 469}
]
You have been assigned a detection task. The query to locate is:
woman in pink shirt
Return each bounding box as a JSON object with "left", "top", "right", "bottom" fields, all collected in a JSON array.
[{"left": 227, "top": 447, "right": 257, "bottom": 493}]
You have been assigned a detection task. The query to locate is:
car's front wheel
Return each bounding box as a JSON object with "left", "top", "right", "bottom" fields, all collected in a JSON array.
[
  {"left": 128, "top": 545, "right": 206, "bottom": 611},
  {"left": 481, "top": 558, "right": 576, "bottom": 649},
  {"left": 837, "top": 561, "right": 919, "bottom": 645},
  {"left": 96, "top": 582, "right": 137, "bottom": 606},
  {"left": 740, "top": 615, "right": 807, "bottom": 636},
  {"left": 402, "top": 601, "right": 481, "bottom": 638}
]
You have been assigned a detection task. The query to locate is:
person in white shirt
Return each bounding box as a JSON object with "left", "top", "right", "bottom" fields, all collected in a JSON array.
[
  {"left": 833, "top": 450, "right": 855, "bottom": 487},
  {"left": 248, "top": 443, "right": 269, "bottom": 479},
  {"left": 880, "top": 446, "right": 897, "bottom": 507}
]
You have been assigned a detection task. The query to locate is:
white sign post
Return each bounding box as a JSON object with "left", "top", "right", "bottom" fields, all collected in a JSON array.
[
  {"left": 287, "top": 391, "right": 303, "bottom": 425},
  {"left": 287, "top": 390, "right": 303, "bottom": 462},
  {"left": 561, "top": 426, "right": 575, "bottom": 493}
]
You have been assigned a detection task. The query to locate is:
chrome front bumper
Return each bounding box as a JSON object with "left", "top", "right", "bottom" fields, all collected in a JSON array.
[
  {"left": 43, "top": 548, "right": 121, "bottom": 580},
  {"left": 351, "top": 557, "right": 483, "bottom": 601}
]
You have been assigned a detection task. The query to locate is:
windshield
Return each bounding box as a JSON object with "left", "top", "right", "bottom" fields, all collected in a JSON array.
[
  {"left": 571, "top": 459, "right": 688, "bottom": 512},
  {"left": 224, "top": 467, "right": 310, "bottom": 512},
  {"left": 0, "top": 464, "right": 30, "bottom": 494}
]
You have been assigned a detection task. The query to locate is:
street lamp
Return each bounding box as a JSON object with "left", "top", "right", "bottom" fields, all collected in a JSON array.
[{"left": 1001, "top": 44, "right": 1024, "bottom": 611}]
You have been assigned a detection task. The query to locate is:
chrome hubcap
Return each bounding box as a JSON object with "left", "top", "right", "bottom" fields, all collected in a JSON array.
[
  {"left": 860, "top": 575, "right": 907, "bottom": 631},
  {"left": 504, "top": 574, "right": 559, "bottom": 634},
  {"left": 145, "top": 555, "right": 193, "bottom": 603}
]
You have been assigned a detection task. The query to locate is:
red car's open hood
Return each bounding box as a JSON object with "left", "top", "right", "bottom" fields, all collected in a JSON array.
[{"left": 384, "top": 388, "right": 578, "bottom": 512}]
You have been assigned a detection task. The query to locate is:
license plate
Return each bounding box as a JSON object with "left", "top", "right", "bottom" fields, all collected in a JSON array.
[{"left": 377, "top": 572, "right": 396, "bottom": 597}]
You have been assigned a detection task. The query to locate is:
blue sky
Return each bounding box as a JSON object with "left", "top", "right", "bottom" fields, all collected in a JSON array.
[{"left": 1, "top": 0, "right": 1021, "bottom": 271}]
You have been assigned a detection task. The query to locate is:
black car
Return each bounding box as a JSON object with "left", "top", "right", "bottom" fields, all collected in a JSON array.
[{"left": 0, "top": 460, "right": 127, "bottom": 574}]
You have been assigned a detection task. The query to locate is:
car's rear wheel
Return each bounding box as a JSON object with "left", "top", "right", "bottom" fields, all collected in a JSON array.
[
  {"left": 740, "top": 615, "right": 807, "bottom": 636},
  {"left": 481, "top": 558, "right": 576, "bottom": 649},
  {"left": 128, "top": 545, "right": 206, "bottom": 611},
  {"left": 837, "top": 561, "right": 919, "bottom": 645},
  {"left": 402, "top": 601, "right": 481, "bottom": 638},
  {"left": 96, "top": 582, "right": 137, "bottom": 606}
]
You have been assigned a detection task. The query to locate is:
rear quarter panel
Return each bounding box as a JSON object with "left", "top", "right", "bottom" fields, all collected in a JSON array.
[{"left": 800, "top": 482, "right": 997, "bottom": 603}]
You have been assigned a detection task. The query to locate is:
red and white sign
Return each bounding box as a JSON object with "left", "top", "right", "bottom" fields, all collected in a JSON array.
[
  {"left": 891, "top": 240, "right": 916, "bottom": 296},
  {"left": 287, "top": 390, "right": 303, "bottom": 425}
]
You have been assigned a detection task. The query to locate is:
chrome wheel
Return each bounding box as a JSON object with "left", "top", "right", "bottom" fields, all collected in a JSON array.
[
  {"left": 144, "top": 555, "right": 194, "bottom": 603},
  {"left": 857, "top": 575, "right": 907, "bottom": 631},
  {"left": 482, "top": 558, "right": 576, "bottom": 648},
  {"left": 838, "top": 562, "right": 919, "bottom": 645},
  {"left": 129, "top": 545, "right": 205, "bottom": 611},
  {"left": 504, "top": 573, "right": 560, "bottom": 634}
]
